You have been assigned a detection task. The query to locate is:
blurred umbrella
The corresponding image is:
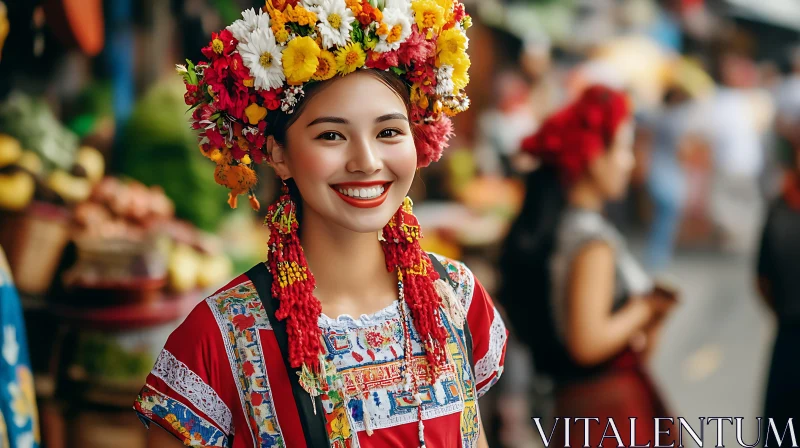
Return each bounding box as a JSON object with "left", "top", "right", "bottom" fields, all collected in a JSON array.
[
  {"left": 664, "top": 57, "right": 715, "bottom": 100},
  {"left": 571, "top": 35, "right": 673, "bottom": 109}
]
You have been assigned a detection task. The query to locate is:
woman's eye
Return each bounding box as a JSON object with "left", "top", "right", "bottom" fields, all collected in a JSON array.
[
  {"left": 378, "top": 129, "right": 402, "bottom": 138},
  {"left": 317, "top": 132, "right": 344, "bottom": 141}
]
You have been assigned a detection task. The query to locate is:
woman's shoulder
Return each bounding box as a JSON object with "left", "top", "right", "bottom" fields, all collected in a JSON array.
[
  {"left": 173, "top": 272, "right": 270, "bottom": 342},
  {"left": 428, "top": 252, "right": 479, "bottom": 309},
  {"left": 556, "top": 209, "right": 621, "bottom": 253}
]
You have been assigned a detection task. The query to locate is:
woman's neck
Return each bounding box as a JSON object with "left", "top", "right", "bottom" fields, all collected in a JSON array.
[
  {"left": 567, "top": 179, "right": 604, "bottom": 212},
  {"left": 298, "top": 207, "right": 396, "bottom": 313}
]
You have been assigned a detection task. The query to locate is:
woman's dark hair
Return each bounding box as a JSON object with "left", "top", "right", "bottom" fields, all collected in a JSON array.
[
  {"left": 497, "top": 166, "right": 570, "bottom": 376},
  {"left": 266, "top": 69, "right": 412, "bottom": 219}
]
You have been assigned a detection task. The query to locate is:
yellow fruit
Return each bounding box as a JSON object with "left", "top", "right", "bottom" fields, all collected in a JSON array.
[
  {"left": 47, "top": 170, "right": 92, "bottom": 203},
  {"left": 16, "top": 151, "right": 42, "bottom": 175},
  {"left": 76, "top": 146, "right": 105, "bottom": 184},
  {"left": 0, "top": 134, "right": 22, "bottom": 168},
  {"left": 168, "top": 244, "right": 200, "bottom": 293},
  {"left": 196, "top": 254, "right": 233, "bottom": 289},
  {"left": 0, "top": 171, "right": 35, "bottom": 211}
]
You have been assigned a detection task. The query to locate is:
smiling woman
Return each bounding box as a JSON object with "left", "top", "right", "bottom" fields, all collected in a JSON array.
[{"left": 134, "top": 1, "right": 507, "bottom": 448}]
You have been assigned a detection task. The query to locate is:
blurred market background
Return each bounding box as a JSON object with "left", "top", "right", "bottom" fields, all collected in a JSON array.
[{"left": 0, "top": 0, "right": 797, "bottom": 446}]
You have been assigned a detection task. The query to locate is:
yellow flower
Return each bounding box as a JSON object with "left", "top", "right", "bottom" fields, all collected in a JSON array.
[
  {"left": 282, "top": 36, "right": 321, "bottom": 84},
  {"left": 330, "top": 407, "right": 352, "bottom": 439},
  {"left": 411, "top": 0, "right": 445, "bottom": 35},
  {"left": 275, "top": 29, "right": 290, "bottom": 44},
  {"left": 436, "top": 28, "right": 467, "bottom": 67},
  {"left": 313, "top": 50, "right": 337, "bottom": 81},
  {"left": 245, "top": 103, "right": 268, "bottom": 125},
  {"left": 335, "top": 42, "right": 366, "bottom": 76},
  {"left": 451, "top": 54, "right": 470, "bottom": 91},
  {"left": 285, "top": 4, "right": 317, "bottom": 26}
]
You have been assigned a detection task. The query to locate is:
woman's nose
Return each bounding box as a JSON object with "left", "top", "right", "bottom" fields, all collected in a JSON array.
[{"left": 345, "top": 137, "right": 383, "bottom": 175}]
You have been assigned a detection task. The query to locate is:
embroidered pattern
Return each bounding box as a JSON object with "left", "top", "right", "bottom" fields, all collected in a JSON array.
[
  {"left": 432, "top": 254, "right": 475, "bottom": 312},
  {"left": 474, "top": 312, "right": 507, "bottom": 398},
  {"left": 135, "top": 385, "right": 229, "bottom": 447},
  {"left": 151, "top": 349, "right": 233, "bottom": 434},
  {"left": 207, "top": 282, "right": 285, "bottom": 448}
]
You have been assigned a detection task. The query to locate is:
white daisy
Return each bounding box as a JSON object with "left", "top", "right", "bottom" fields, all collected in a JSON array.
[
  {"left": 238, "top": 28, "right": 285, "bottom": 91},
  {"left": 227, "top": 8, "right": 270, "bottom": 43},
  {"left": 435, "top": 64, "right": 455, "bottom": 96},
  {"left": 315, "top": 0, "right": 355, "bottom": 49},
  {"left": 374, "top": 7, "right": 412, "bottom": 52},
  {"left": 383, "top": 0, "right": 412, "bottom": 14}
]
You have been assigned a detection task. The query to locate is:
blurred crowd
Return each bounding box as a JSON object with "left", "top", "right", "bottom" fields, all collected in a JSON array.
[{"left": 0, "top": 0, "right": 799, "bottom": 447}]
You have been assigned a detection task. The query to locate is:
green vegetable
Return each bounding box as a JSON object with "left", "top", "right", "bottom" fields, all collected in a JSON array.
[{"left": 118, "top": 79, "right": 231, "bottom": 231}]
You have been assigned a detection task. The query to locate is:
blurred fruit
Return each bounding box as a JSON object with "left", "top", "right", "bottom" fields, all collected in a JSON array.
[
  {"left": 0, "top": 133, "right": 22, "bottom": 168},
  {"left": 76, "top": 146, "right": 104, "bottom": 184},
  {"left": 196, "top": 254, "right": 233, "bottom": 290},
  {"left": 168, "top": 244, "right": 200, "bottom": 293},
  {"left": 0, "top": 169, "right": 35, "bottom": 210},
  {"left": 47, "top": 169, "right": 92, "bottom": 203},
  {"left": 17, "top": 150, "right": 42, "bottom": 175}
]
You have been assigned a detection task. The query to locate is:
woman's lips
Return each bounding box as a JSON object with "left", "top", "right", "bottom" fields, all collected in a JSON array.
[{"left": 331, "top": 181, "right": 392, "bottom": 209}]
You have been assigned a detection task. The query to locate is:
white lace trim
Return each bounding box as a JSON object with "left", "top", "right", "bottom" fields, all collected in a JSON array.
[
  {"left": 474, "top": 309, "right": 507, "bottom": 396},
  {"left": 151, "top": 349, "right": 233, "bottom": 434},
  {"left": 318, "top": 300, "right": 400, "bottom": 328}
]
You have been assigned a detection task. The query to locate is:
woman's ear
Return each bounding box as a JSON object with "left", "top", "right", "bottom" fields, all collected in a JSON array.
[{"left": 267, "top": 136, "right": 291, "bottom": 180}]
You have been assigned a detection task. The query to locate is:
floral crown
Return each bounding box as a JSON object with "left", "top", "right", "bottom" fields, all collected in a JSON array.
[
  {"left": 178, "top": 0, "right": 472, "bottom": 210},
  {"left": 520, "top": 85, "right": 631, "bottom": 184}
]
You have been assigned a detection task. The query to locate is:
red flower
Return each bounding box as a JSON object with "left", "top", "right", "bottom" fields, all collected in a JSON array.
[
  {"left": 259, "top": 88, "right": 282, "bottom": 111},
  {"left": 453, "top": 3, "right": 466, "bottom": 23},
  {"left": 414, "top": 116, "right": 454, "bottom": 168},
  {"left": 365, "top": 50, "right": 399, "bottom": 71},
  {"left": 406, "top": 63, "right": 436, "bottom": 95},
  {"left": 271, "top": 0, "right": 299, "bottom": 11},
  {"left": 205, "top": 56, "right": 250, "bottom": 119},
  {"left": 201, "top": 29, "right": 237, "bottom": 60},
  {"left": 204, "top": 128, "right": 226, "bottom": 149},
  {"left": 365, "top": 331, "right": 384, "bottom": 347},
  {"left": 242, "top": 361, "right": 256, "bottom": 377},
  {"left": 398, "top": 26, "right": 435, "bottom": 67},
  {"left": 251, "top": 148, "right": 267, "bottom": 164},
  {"left": 184, "top": 84, "right": 202, "bottom": 106},
  {"left": 233, "top": 314, "right": 256, "bottom": 331}
]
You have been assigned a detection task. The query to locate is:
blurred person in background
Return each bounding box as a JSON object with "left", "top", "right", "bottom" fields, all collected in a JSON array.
[
  {"left": 498, "top": 85, "right": 677, "bottom": 447},
  {"left": 696, "top": 51, "right": 767, "bottom": 253},
  {"left": 643, "top": 58, "right": 713, "bottom": 272},
  {"left": 757, "top": 122, "right": 800, "bottom": 446}
]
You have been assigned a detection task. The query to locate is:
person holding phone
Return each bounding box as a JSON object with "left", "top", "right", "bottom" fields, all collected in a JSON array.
[{"left": 498, "top": 85, "right": 677, "bottom": 447}]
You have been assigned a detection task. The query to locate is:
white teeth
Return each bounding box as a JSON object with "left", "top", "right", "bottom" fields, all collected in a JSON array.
[{"left": 336, "top": 185, "right": 386, "bottom": 199}]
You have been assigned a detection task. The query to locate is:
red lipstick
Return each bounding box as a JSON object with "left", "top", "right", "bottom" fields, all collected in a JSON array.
[{"left": 330, "top": 181, "right": 392, "bottom": 209}]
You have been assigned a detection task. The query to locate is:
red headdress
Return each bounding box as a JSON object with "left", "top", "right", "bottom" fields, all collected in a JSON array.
[{"left": 521, "top": 84, "right": 632, "bottom": 184}]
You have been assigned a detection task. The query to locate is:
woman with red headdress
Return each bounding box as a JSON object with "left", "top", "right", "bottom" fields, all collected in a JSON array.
[
  {"left": 498, "top": 85, "right": 676, "bottom": 447},
  {"left": 132, "top": 1, "right": 506, "bottom": 447}
]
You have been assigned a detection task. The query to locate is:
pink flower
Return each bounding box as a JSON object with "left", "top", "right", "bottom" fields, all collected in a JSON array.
[
  {"left": 397, "top": 25, "right": 435, "bottom": 67},
  {"left": 414, "top": 116, "right": 454, "bottom": 168}
]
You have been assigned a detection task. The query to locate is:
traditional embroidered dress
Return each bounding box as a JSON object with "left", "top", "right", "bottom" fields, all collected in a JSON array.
[
  {"left": 134, "top": 254, "right": 507, "bottom": 447},
  {"left": 0, "top": 248, "right": 40, "bottom": 448}
]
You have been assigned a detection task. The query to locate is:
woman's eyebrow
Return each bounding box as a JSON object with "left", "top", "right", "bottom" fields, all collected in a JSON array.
[
  {"left": 376, "top": 113, "right": 408, "bottom": 123},
  {"left": 307, "top": 116, "right": 349, "bottom": 127}
]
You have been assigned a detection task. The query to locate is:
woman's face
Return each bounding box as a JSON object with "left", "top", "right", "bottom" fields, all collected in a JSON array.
[
  {"left": 587, "top": 119, "right": 635, "bottom": 200},
  {"left": 270, "top": 72, "right": 417, "bottom": 233}
]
